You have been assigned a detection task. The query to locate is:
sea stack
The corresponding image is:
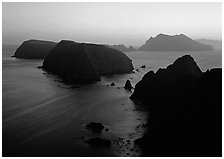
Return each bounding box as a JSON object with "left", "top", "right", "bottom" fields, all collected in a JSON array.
[
  {"left": 42, "top": 40, "right": 134, "bottom": 84},
  {"left": 13, "top": 40, "right": 57, "bottom": 59},
  {"left": 138, "top": 34, "right": 213, "bottom": 51}
]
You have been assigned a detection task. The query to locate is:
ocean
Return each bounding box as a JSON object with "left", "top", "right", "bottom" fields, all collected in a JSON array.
[{"left": 2, "top": 46, "right": 222, "bottom": 156}]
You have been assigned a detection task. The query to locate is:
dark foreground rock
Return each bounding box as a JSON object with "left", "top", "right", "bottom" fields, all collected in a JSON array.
[
  {"left": 85, "top": 138, "right": 111, "bottom": 148},
  {"left": 13, "top": 40, "right": 57, "bottom": 59},
  {"left": 138, "top": 34, "right": 213, "bottom": 51},
  {"left": 85, "top": 122, "right": 105, "bottom": 133},
  {"left": 131, "top": 55, "right": 203, "bottom": 102},
  {"left": 131, "top": 55, "right": 221, "bottom": 157},
  {"left": 124, "top": 79, "right": 133, "bottom": 91},
  {"left": 42, "top": 40, "right": 134, "bottom": 84}
]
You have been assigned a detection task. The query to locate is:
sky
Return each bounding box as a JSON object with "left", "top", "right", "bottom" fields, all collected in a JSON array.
[{"left": 2, "top": 2, "right": 222, "bottom": 47}]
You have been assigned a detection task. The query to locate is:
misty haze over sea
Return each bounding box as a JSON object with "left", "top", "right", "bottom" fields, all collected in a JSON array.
[{"left": 2, "top": 2, "right": 222, "bottom": 157}]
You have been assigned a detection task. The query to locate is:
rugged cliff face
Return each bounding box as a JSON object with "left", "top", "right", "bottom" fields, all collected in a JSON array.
[
  {"left": 130, "top": 55, "right": 221, "bottom": 156},
  {"left": 130, "top": 55, "right": 203, "bottom": 102},
  {"left": 42, "top": 40, "right": 134, "bottom": 84},
  {"left": 13, "top": 40, "right": 57, "bottom": 59},
  {"left": 138, "top": 34, "right": 213, "bottom": 51}
]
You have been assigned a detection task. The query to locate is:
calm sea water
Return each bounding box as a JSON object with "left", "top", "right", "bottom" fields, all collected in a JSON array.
[{"left": 2, "top": 46, "right": 222, "bottom": 156}]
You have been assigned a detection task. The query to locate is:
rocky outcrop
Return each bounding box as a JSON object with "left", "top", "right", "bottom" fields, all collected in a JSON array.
[
  {"left": 104, "top": 44, "right": 136, "bottom": 52},
  {"left": 131, "top": 55, "right": 221, "bottom": 156},
  {"left": 13, "top": 40, "right": 57, "bottom": 59},
  {"left": 42, "top": 40, "right": 134, "bottom": 84},
  {"left": 130, "top": 55, "right": 203, "bottom": 102},
  {"left": 138, "top": 34, "right": 213, "bottom": 51},
  {"left": 124, "top": 79, "right": 133, "bottom": 91}
]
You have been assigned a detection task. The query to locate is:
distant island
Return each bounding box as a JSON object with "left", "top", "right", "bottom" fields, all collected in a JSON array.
[
  {"left": 196, "top": 39, "right": 222, "bottom": 50},
  {"left": 12, "top": 40, "right": 57, "bottom": 59},
  {"left": 12, "top": 40, "right": 136, "bottom": 59},
  {"left": 138, "top": 34, "right": 214, "bottom": 51},
  {"left": 104, "top": 44, "right": 136, "bottom": 52},
  {"left": 42, "top": 40, "right": 134, "bottom": 84}
]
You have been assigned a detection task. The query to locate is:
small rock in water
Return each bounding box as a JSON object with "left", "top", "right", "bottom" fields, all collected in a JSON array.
[
  {"left": 124, "top": 79, "right": 133, "bottom": 91},
  {"left": 85, "top": 122, "right": 105, "bottom": 133},
  {"left": 110, "top": 82, "right": 115, "bottom": 86},
  {"left": 140, "top": 65, "right": 146, "bottom": 68}
]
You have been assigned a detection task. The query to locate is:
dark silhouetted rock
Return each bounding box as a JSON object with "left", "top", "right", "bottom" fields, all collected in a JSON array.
[
  {"left": 110, "top": 83, "right": 115, "bottom": 86},
  {"left": 131, "top": 55, "right": 221, "bottom": 156},
  {"left": 140, "top": 65, "right": 146, "bottom": 68},
  {"left": 85, "top": 122, "right": 105, "bottom": 133},
  {"left": 13, "top": 40, "right": 57, "bottom": 59},
  {"left": 138, "top": 34, "right": 213, "bottom": 51},
  {"left": 124, "top": 79, "right": 133, "bottom": 91},
  {"left": 131, "top": 55, "right": 202, "bottom": 102},
  {"left": 104, "top": 44, "right": 136, "bottom": 52},
  {"left": 85, "top": 138, "right": 111, "bottom": 148},
  {"left": 42, "top": 40, "right": 134, "bottom": 84}
]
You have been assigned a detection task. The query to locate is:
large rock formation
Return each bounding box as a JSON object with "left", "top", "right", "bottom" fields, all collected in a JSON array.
[
  {"left": 138, "top": 34, "right": 213, "bottom": 51},
  {"left": 42, "top": 40, "right": 134, "bottom": 84},
  {"left": 130, "top": 55, "right": 203, "bottom": 102},
  {"left": 131, "top": 55, "right": 221, "bottom": 156},
  {"left": 13, "top": 40, "right": 57, "bottom": 59},
  {"left": 104, "top": 44, "right": 136, "bottom": 52}
]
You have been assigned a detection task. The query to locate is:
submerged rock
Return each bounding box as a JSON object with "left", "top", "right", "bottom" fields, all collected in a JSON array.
[
  {"left": 13, "top": 39, "right": 57, "bottom": 59},
  {"left": 85, "top": 122, "right": 105, "bottom": 133},
  {"left": 85, "top": 138, "right": 111, "bottom": 148},
  {"left": 42, "top": 40, "right": 134, "bottom": 84}
]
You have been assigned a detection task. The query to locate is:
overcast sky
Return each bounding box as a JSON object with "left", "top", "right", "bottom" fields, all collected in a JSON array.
[{"left": 2, "top": 2, "right": 222, "bottom": 47}]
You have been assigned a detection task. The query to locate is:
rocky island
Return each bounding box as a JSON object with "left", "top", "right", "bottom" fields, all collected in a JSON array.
[
  {"left": 42, "top": 40, "right": 134, "bottom": 84},
  {"left": 13, "top": 39, "right": 57, "bottom": 59},
  {"left": 131, "top": 55, "right": 221, "bottom": 156},
  {"left": 104, "top": 44, "right": 136, "bottom": 52},
  {"left": 138, "top": 34, "right": 214, "bottom": 51}
]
